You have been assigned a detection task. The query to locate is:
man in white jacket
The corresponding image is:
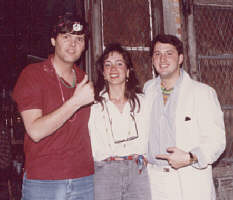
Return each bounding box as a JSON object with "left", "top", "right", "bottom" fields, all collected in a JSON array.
[{"left": 144, "top": 34, "right": 226, "bottom": 200}]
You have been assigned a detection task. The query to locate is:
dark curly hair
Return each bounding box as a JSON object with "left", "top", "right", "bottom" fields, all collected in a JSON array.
[{"left": 94, "top": 43, "right": 142, "bottom": 112}]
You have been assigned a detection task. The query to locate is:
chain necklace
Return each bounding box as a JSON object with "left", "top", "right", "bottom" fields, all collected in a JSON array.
[
  {"left": 55, "top": 68, "right": 77, "bottom": 122},
  {"left": 57, "top": 69, "right": 77, "bottom": 88},
  {"left": 56, "top": 72, "right": 66, "bottom": 103}
]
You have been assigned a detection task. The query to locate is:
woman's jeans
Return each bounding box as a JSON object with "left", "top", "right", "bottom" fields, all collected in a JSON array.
[
  {"left": 21, "top": 173, "right": 94, "bottom": 200},
  {"left": 94, "top": 160, "right": 151, "bottom": 200}
]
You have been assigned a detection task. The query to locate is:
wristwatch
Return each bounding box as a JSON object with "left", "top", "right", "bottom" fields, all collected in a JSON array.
[{"left": 189, "top": 152, "right": 197, "bottom": 165}]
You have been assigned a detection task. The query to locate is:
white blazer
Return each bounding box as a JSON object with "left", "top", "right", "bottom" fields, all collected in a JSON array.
[{"left": 144, "top": 70, "right": 226, "bottom": 200}]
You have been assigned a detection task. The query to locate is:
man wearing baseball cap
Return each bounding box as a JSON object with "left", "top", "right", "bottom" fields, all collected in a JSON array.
[{"left": 13, "top": 14, "right": 95, "bottom": 200}]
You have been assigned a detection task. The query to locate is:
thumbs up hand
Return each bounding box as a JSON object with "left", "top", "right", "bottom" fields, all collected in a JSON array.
[{"left": 71, "top": 75, "right": 95, "bottom": 108}]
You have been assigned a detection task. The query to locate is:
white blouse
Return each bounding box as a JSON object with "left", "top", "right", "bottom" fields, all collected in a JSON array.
[{"left": 88, "top": 93, "right": 147, "bottom": 161}]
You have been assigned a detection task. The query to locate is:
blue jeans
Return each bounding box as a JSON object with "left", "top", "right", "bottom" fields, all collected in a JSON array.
[
  {"left": 21, "top": 174, "right": 94, "bottom": 200},
  {"left": 94, "top": 160, "right": 151, "bottom": 200}
]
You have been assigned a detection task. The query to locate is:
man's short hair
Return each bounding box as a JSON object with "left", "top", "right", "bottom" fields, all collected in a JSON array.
[
  {"left": 51, "top": 14, "right": 89, "bottom": 39},
  {"left": 150, "top": 34, "right": 183, "bottom": 56}
]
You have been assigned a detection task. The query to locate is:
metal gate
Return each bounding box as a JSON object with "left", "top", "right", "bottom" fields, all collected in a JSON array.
[
  {"left": 192, "top": 2, "right": 233, "bottom": 199},
  {"left": 86, "top": 0, "right": 164, "bottom": 86},
  {"left": 193, "top": 2, "right": 233, "bottom": 161}
]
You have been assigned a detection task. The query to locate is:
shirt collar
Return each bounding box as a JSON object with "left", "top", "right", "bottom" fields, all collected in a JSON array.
[
  {"left": 42, "top": 55, "right": 56, "bottom": 76},
  {"left": 174, "top": 68, "right": 184, "bottom": 89},
  {"left": 157, "top": 68, "right": 184, "bottom": 90}
]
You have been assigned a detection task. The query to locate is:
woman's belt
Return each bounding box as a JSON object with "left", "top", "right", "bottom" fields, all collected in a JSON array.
[{"left": 104, "top": 154, "right": 147, "bottom": 174}]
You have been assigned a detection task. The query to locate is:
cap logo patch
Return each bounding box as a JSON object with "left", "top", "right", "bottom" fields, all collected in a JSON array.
[{"left": 73, "top": 22, "right": 83, "bottom": 32}]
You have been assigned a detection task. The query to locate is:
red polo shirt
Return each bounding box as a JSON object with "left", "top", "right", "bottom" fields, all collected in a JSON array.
[{"left": 13, "top": 56, "right": 94, "bottom": 180}]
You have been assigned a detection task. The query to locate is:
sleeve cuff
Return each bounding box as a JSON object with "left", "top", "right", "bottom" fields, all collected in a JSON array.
[{"left": 190, "top": 147, "right": 209, "bottom": 169}]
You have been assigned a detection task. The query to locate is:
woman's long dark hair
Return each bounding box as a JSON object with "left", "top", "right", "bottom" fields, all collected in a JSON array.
[{"left": 94, "top": 43, "right": 142, "bottom": 112}]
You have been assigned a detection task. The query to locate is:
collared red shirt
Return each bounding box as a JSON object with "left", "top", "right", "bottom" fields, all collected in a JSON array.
[{"left": 12, "top": 55, "right": 94, "bottom": 180}]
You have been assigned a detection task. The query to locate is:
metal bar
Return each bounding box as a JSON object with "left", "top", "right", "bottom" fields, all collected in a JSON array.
[
  {"left": 222, "top": 105, "right": 233, "bottom": 110},
  {"left": 101, "top": 0, "right": 104, "bottom": 51},
  {"left": 194, "top": 0, "right": 233, "bottom": 8},
  {"left": 197, "top": 55, "right": 202, "bottom": 81},
  {"left": 122, "top": 46, "right": 150, "bottom": 51},
  {"left": 195, "top": 3, "right": 233, "bottom": 8},
  {"left": 198, "top": 54, "right": 233, "bottom": 60},
  {"left": 148, "top": 0, "right": 153, "bottom": 41}
]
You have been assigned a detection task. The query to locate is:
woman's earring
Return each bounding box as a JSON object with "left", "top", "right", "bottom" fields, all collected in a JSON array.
[{"left": 152, "top": 65, "right": 156, "bottom": 78}]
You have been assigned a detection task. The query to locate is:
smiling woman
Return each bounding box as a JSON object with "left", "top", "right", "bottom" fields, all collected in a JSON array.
[
  {"left": 88, "top": 43, "right": 151, "bottom": 200},
  {"left": 103, "top": 51, "right": 129, "bottom": 88}
]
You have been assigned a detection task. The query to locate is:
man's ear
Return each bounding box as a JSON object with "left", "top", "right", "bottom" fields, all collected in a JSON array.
[
  {"left": 51, "top": 38, "right": 56, "bottom": 47},
  {"left": 179, "top": 54, "right": 184, "bottom": 65}
]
